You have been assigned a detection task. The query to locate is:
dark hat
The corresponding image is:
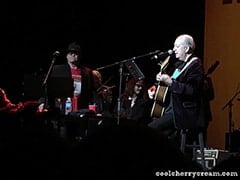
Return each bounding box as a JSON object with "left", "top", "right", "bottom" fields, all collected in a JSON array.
[{"left": 66, "top": 42, "right": 81, "bottom": 54}]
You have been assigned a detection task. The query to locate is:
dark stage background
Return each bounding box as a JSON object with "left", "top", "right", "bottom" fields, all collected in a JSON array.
[{"left": 1, "top": 0, "right": 205, "bottom": 103}]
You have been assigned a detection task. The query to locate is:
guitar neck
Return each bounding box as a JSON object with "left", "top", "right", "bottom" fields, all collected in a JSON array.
[{"left": 160, "top": 56, "right": 171, "bottom": 71}]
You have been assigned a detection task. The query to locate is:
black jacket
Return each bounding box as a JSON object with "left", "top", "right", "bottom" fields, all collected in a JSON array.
[{"left": 168, "top": 56, "right": 205, "bottom": 129}]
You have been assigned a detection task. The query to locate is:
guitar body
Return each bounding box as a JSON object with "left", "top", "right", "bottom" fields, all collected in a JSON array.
[
  {"left": 150, "top": 84, "right": 168, "bottom": 118},
  {"left": 150, "top": 55, "right": 171, "bottom": 118}
]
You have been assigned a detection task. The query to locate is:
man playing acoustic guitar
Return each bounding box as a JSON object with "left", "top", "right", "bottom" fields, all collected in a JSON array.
[{"left": 147, "top": 34, "right": 206, "bottom": 142}]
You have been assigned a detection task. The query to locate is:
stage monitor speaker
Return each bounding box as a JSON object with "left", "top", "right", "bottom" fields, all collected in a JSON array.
[
  {"left": 196, "top": 148, "right": 238, "bottom": 170},
  {"left": 196, "top": 148, "right": 219, "bottom": 170}
]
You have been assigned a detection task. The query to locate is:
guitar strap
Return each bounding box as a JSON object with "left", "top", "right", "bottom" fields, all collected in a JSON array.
[{"left": 171, "top": 57, "right": 198, "bottom": 79}]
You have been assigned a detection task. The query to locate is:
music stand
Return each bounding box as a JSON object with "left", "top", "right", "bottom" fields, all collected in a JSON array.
[
  {"left": 48, "top": 78, "right": 74, "bottom": 98},
  {"left": 47, "top": 65, "right": 74, "bottom": 108},
  {"left": 124, "top": 60, "right": 145, "bottom": 80}
]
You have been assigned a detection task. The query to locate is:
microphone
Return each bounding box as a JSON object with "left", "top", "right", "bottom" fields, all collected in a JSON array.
[
  {"left": 51, "top": 51, "right": 60, "bottom": 63},
  {"left": 151, "top": 49, "right": 173, "bottom": 60},
  {"left": 53, "top": 51, "right": 60, "bottom": 57}
]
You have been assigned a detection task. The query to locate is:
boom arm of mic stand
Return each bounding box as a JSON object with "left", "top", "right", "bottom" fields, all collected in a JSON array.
[
  {"left": 222, "top": 90, "right": 240, "bottom": 110},
  {"left": 96, "top": 50, "right": 161, "bottom": 71}
]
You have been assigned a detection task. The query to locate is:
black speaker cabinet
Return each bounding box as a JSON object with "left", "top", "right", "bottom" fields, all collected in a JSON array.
[{"left": 225, "top": 130, "right": 240, "bottom": 152}]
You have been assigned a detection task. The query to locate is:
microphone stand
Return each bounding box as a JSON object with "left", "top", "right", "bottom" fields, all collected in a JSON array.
[
  {"left": 96, "top": 50, "right": 161, "bottom": 125},
  {"left": 42, "top": 54, "right": 58, "bottom": 109},
  {"left": 222, "top": 87, "right": 240, "bottom": 151}
]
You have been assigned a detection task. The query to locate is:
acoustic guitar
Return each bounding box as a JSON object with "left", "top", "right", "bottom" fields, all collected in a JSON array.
[
  {"left": 150, "top": 59, "right": 220, "bottom": 118},
  {"left": 150, "top": 56, "right": 171, "bottom": 118}
]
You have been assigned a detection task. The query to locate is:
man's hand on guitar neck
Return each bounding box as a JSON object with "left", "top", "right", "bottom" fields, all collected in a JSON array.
[{"left": 156, "top": 73, "right": 173, "bottom": 86}]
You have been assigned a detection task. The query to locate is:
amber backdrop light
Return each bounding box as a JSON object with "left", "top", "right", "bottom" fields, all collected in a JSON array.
[{"left": 204, "top": 0, "right": 240, "bottom": 150}]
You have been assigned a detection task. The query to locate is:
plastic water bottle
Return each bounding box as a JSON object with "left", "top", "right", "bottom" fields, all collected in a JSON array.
[
  {"left": 55, "top": 98, "right": 63, "bottom": 111},
  {"left": 65, "top": 97, "right": 72, "bottom": 115}
]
